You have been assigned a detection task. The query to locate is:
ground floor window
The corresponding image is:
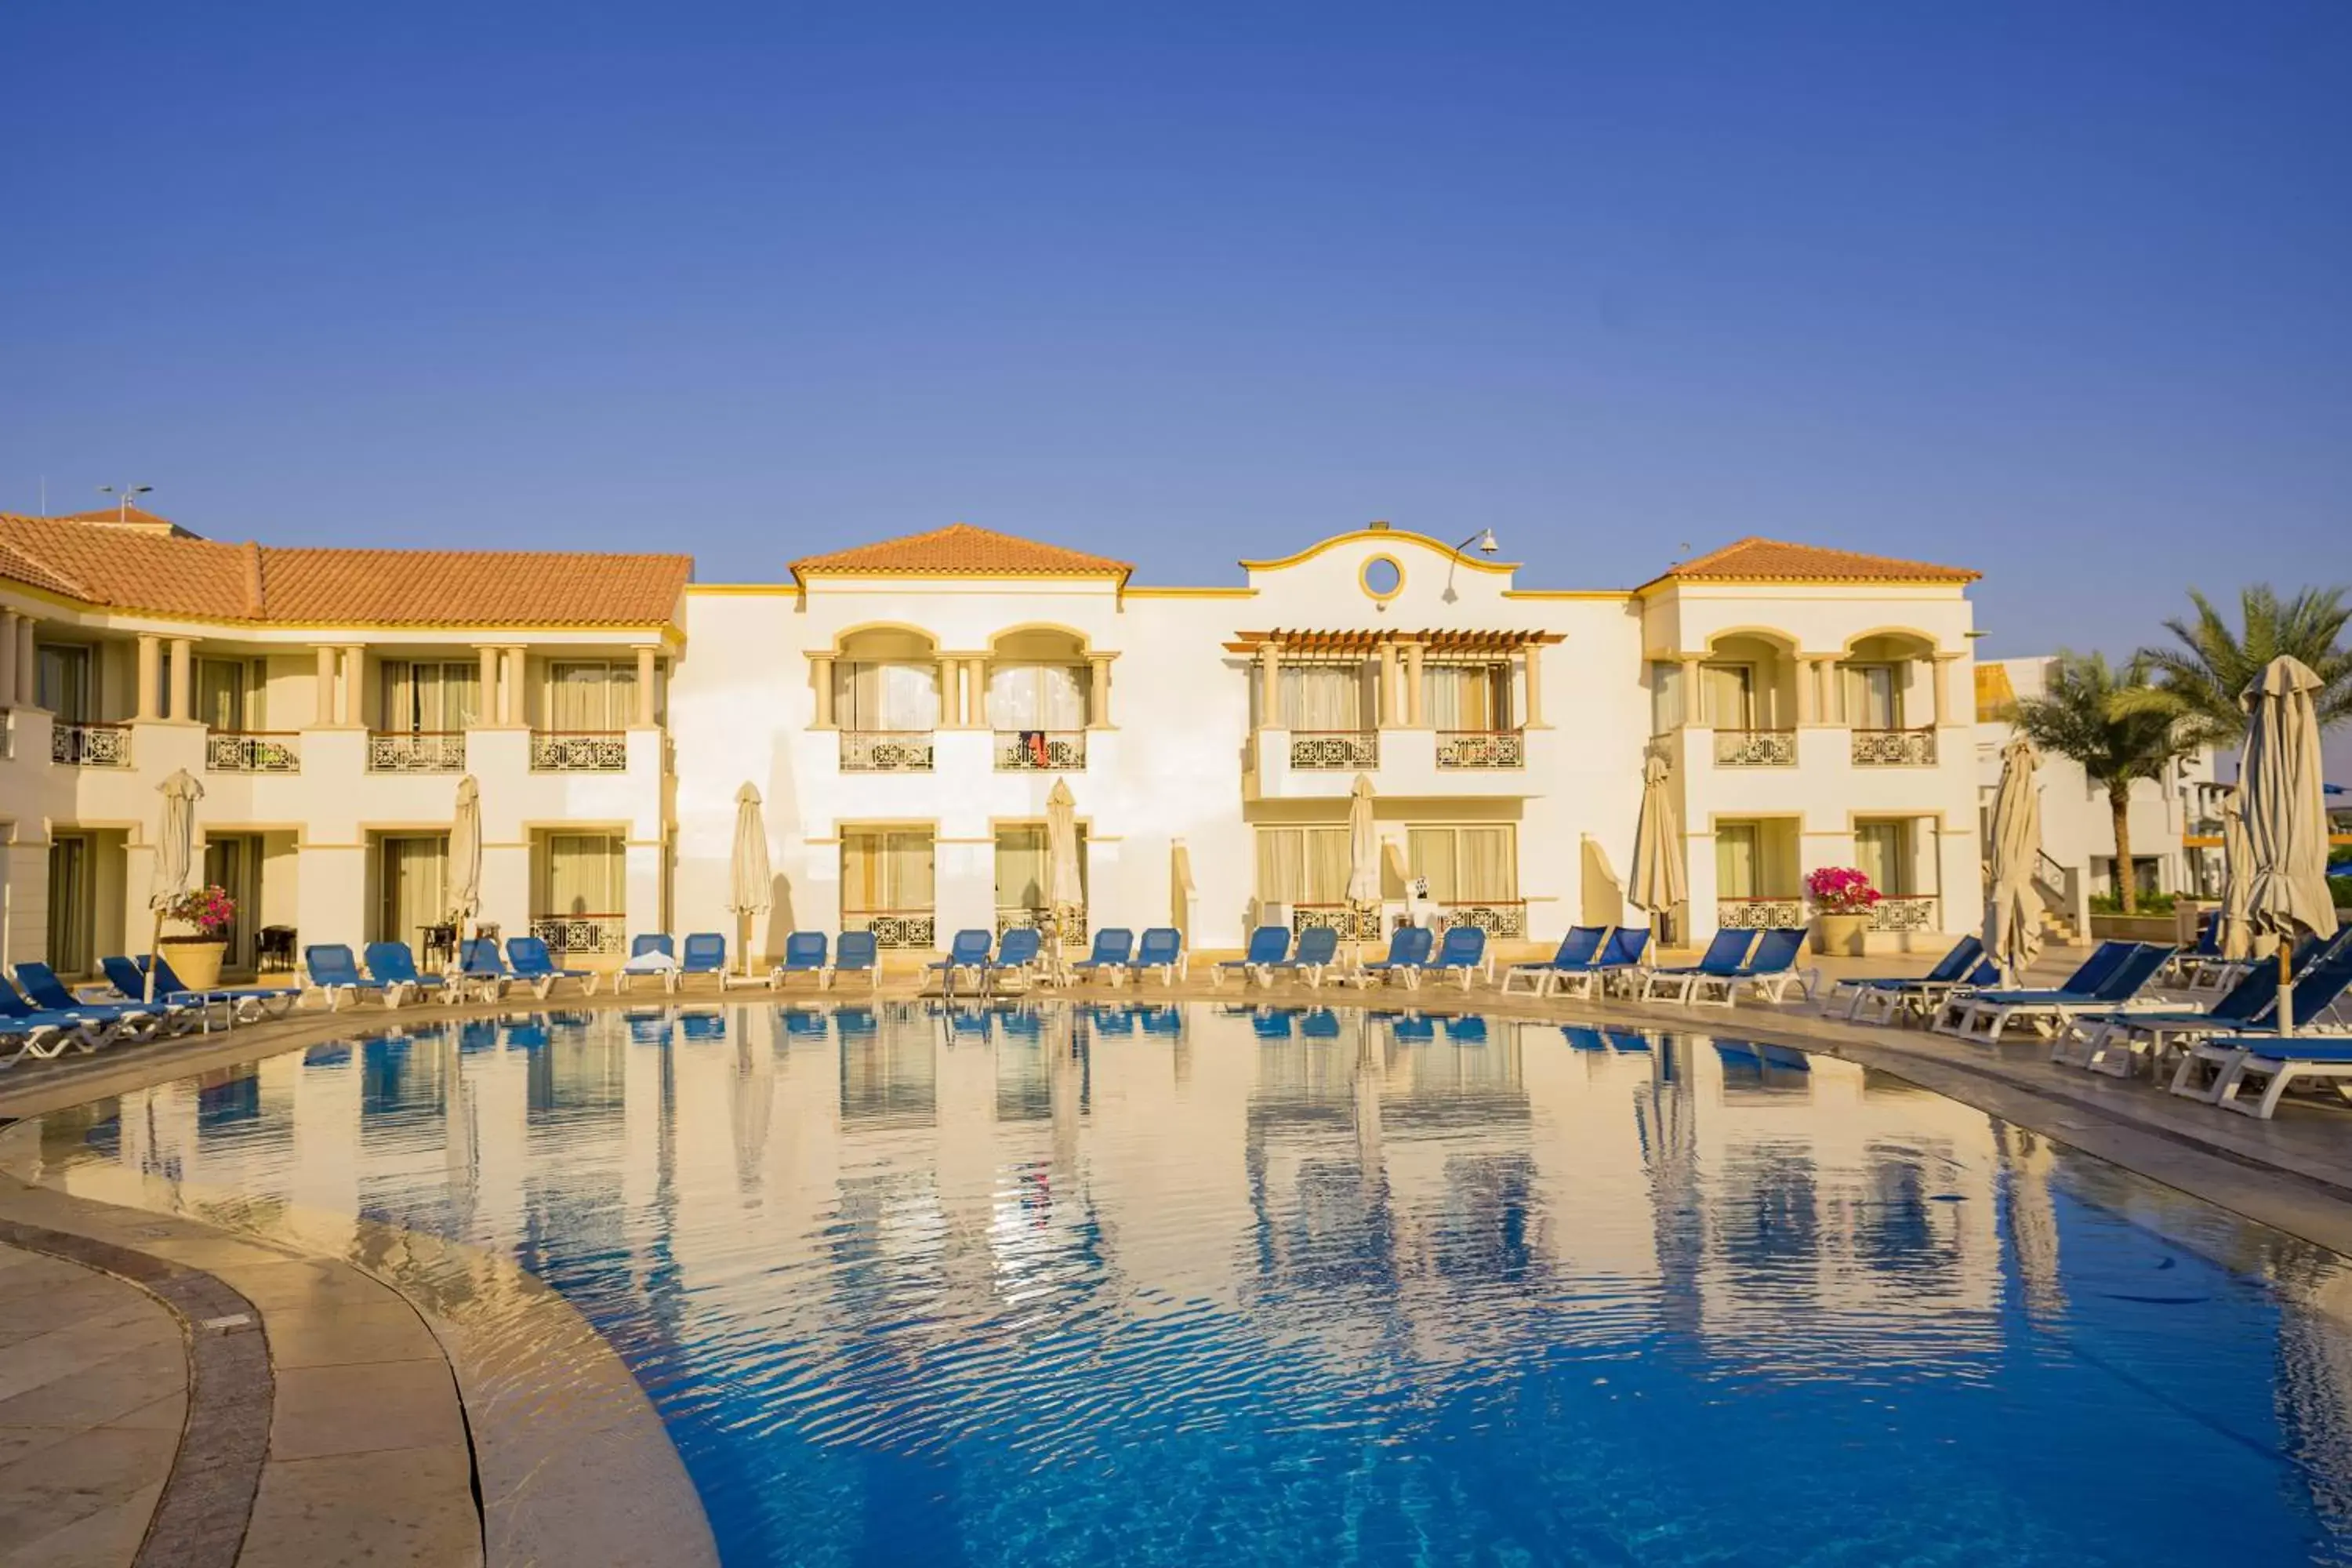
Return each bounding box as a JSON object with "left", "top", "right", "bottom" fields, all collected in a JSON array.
[
  {"left": 994, "top": 824, "right": 1087, "bottom": 935},
  {"left": 1853, "top": 819, "right": 1915, "bottom": 896},
  {"left": 46, "top": 835, "right": 91, "bottom": 975},
  {"left": 1406, "top": 825, "right": 1518, "bottom": 902},
  {"left": 842, "top": 828, "right": 936, "bottom": 947},
  {"left": 378, "top": 835, "right": 450, "bottom": 953},
  {"left": 1255, "top": 825, "right": 1351, "bottom": 906},
  {"left": 202, "top": 833, "right": 264, "bottom": 970}
]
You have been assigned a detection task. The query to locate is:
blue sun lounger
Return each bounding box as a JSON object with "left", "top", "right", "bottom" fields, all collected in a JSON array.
[
  {"left": 1351, "top": 926, "right": 1436, "bottom": 989},
  {"left": 506, "top": 936, "right": 601, "bottom": 999},
  {"left": 1937, "top": 942, "right": 2174, "bottom": 1044},
  {"left": 1929, "top": 941, "right": 2134, "bottom": 1036},
  {"left": 16, "top": 963, "right": 186, "bottom": 1039},
  {"left": 833, "top": 931, "right": 880, "bottom": 988},
  {"left": 363, "top": 942, "right": 456, "bottom": 1007},
  {"left": 1687, "top": 927, "right": 1817, "bottom": 1007},
  {"left": 1827, "top": 935, "right": 1984, "bottom": 1022},
  {"left": 1070, "top": 927, "right": 1135, "bottom": 985},
  {"left": 772, "top": 931, "right": 830, "bottom": 988},
  {"left": 2168, "top": 939, "right": 2352, "bottom": 1115},
  {"left": 928, "top": 929, "right": 995, "bottom": 991},
  {"left": 1641, "top": 928, "right": 1760, "bottom": 1004},
  {"left": 1501, "top": 926, "right": 1609, "bottom": 996},
  {"left": 304, "top": 944, "right": 389, "bottom": 1011},
  {"left": 1431, "top": 927, "right": 1490, "bottom": 990},
  {"left": 1214, "top": 927, "right": 1290, "bottom": 987},
  {"left": 2060, "top": 953, "right": 2288, "bottom": 1076},
  {"left": 1261, "top": 925, "right": 1343, "bottom": 988}
]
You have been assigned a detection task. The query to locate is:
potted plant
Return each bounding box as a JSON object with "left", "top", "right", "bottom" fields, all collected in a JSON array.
[
  {"left": 1805, "top": 866, "right": 1881, "bottom": 956},
  {"left": 160, "top": 884, "right": 236, "bottom": 990}
]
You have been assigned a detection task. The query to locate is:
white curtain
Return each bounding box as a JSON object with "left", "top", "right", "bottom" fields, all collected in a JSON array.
[
  {"left": 197, "top": 659, "right": 258, "bottom": 730},
  {"left": 1715, "top": 824, "right": 1759, "bottom": 898},
  {"left": 382, "top": 662, "right": 481, "bottom": 731},
  {"left": 37, "top": 646, "right": 89, "bottom": 721},
  {"left": 843, "top": 829, "right": 935, "bottom": 913},
  {"left": 988, "top": 663, "right": 1087, "bottom": 731},
  {"left": 1406, "top": 826, "right": 1518, "bottom": 902},
  {"left": 1702, "top": 663, "right": 1754, "bottom": 728},
  {"left": 1422, "top": 663, "right": 1512, "bottom": 730},
  {"left": 1276, "top": 666, "right": 1368, "bottom": 730},
  {"left": 1842, "top": 662, "right": 1901, "bottom": 728},
  {"left": 1257, "top": 826, "right": 1350, "bottom": 903},
  {"left": 541, "top": 833, "right": 623, "bottom": 915},
  {"left": 996, "top": 825, "right": 1087, "bottom": 913},
  {"left": 1854, "top": 821, "right": 1911, "bottom": 895},
  {"left": 835, "top": 662, "right": 940, "bottom": 731},
  {"left": 548, "top": 662, "right": 638, "bottom": 730},
  {"left": 382, "top": 837, "right": 449, "bottom": 947}
]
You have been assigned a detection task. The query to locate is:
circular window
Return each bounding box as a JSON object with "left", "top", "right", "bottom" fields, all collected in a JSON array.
[{"left": 1360, "top": 555, "right": 1404, "bottom": 601}]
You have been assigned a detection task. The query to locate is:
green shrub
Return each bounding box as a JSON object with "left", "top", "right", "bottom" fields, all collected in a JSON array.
[{"left": 2091, "top": 891, "right": 2179, "bottom": 916}]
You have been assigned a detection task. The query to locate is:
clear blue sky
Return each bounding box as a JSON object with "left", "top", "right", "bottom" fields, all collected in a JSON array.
[{"left": 2, "top": 3, "right": 2345, "bottom": 673}]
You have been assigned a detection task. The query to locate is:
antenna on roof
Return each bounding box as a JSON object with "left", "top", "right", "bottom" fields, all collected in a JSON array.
[{"left": 98, "top": 483, "right": 154, "bottom": 526}]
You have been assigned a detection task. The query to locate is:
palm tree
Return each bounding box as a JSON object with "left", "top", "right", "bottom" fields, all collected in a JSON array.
[
  {"left": 2006, "top": 652, "right": 2195, "bottom": 914},
  {"left": 2130, "top": 585, "right": 2352, "bottom": 747}
]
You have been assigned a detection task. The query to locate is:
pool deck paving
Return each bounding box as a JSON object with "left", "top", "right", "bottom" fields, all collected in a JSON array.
[{"left": 2, "top": 942, "right": 2350, "bottom": 1564}]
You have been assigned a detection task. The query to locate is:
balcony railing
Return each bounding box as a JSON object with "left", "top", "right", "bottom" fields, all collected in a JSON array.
[
  {"left": 368, "top": 731, "right": 466, "bottom": 773},
  {"left": 53, "top": 721, "right": 132, "bottom": 768},
  {"left": 844, "top": 909, "right": 936, "bottom": 949},
  {"left": 532, "top": 913, "right": 625, "bottom": 956},
  {"left": 1712, "top": 729, "right": 1797, "bottom": 768},
  {"left": 1292, "top": 902, "right": 1381, "bottom": 939},
  {"left": 995, "top": 730, "right": 1086, "bottom": 771},
  {"left": 1290, "top": 730, "right": 1377, "bottom": 771},
  {"left": 1436, "top": 729, "right": 1526, "bottom": 769},
  {"left": 206, "top": 731, "right": 301, "bottom": 774},
  {"left": 1867, "top": 895, "right": 1940, "bottom": 933},
  {"left": 1446, "top": 900, "right": 1529, "bottom": 939},
  {"left": 840, "top": 731, "right": 935, "bottom": 773},
  {"left": 1718, "top": 895, "right": 1805, "bottom": 930},
  {"left": 531, "top": 731, "right": 630, "bottom": 772},
  {"left": 1851, "top": 728, "right": 1938, "bottom": 767},
  {"left": 995, "top": 906, "right": 1091, "bottom": 947}
]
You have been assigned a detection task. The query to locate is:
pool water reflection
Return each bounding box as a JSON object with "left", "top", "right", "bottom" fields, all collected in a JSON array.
[{"left": 17, "top": 1000, "right": 2352, "bottom": 1566}]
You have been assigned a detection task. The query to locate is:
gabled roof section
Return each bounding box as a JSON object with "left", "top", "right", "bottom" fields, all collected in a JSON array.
[
  {"left": 53, "top": 504, "right": 197, "bottom": 537},
  {"left": 0, "top": 515, "right": 691, "bottom": 628},
  {"left": 1645, "top": 536, "right": 1978, "bottom": 588},
  {"left": 789, "top": 524, "right": 1131, "bottom": 585}
]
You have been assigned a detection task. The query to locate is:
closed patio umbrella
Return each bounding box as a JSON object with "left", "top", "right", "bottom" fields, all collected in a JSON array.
[
  {"left": 1345, "top": 772, "right": 1381, "bottom": 966},
  {"left": 2239, "top": 656, "right": 2339, "bottom": 1035},
  {"left": 1984, "top": 735, "right": 2045, "bottom": 987},
  {"left": 728, "top": 783, "right": 772, "bottom": 977},
  {"left": 146, "top": 769, "right": 204, "bottom": 1001},
  {"left": 1046, "top": 779, "right": 1083, "bottom": 978},
  {"left": 448, "top": 775, "right": 483, "bottom": 953},
  {"left": 2217, "top": 786, "right": 2252, "bottom": 962},
  {"left": 1628, "top": 751, "right": 1686, "bottom": 943}
]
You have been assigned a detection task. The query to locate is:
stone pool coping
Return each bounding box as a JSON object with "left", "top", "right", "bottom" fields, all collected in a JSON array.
[{"left": 5, "top": 960, "right": 2352, "bottom": 1566}]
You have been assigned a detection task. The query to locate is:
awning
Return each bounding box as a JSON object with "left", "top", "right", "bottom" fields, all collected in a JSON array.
[{"left": 1224, "top": 628, "right": 1564, "bottom": 656}]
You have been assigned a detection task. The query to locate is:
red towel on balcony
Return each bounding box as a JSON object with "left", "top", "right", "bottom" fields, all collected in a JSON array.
[{"left": 1025, "top": 729, "right": 1049, "bottom": 768}]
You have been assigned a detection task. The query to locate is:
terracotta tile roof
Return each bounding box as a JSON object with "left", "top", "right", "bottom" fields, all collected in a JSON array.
[
  {"left": 0, "top": 515, "right": 691, "bottom": 627},
  {"left": 53, "top": 504, "right": 182, "bottom": 530},
  {"left": 790, "top": 524, "right": 1131, "bottom": 583},
  {"left": 1649, "top": 536, "right": 1978, "bottom": 586}
]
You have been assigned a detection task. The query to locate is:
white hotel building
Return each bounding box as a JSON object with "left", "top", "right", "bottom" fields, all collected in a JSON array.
[{"left": 0, "top": 509, "right": 1984, "bottom": 975}]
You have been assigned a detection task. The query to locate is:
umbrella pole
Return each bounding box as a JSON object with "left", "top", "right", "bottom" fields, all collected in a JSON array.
[
  {"left": 145, "top": 910, "right": 165, "bottom": 1003},
  {"left": 2279, "top": 941, "right": 2296, "bottom": 1037}
]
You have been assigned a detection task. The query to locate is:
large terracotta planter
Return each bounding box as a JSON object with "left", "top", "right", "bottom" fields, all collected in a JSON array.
[
  {"left": 162, "top": 937, "right": 227, "bottom": 990},
  {"left": 1811, "top": 913, "right": 1870, "bottom": 956}
]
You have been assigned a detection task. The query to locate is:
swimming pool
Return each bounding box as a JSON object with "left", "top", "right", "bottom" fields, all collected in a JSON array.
[{"left": 14, "top": 1000, "right": 2352, "bottom": 1566}]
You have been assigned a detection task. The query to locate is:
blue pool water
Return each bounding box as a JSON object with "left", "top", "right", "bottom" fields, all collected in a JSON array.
[{"left": 19, "top": 1001, "right": 2352, "bottom": 1566}]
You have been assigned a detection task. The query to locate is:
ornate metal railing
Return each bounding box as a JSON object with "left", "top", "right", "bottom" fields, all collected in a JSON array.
[
  {"left": 840, "top": 731, "right": 935, "bottom": 772},
  {"left": 1436, "top": 729, "right": 1526, "bottom": 769},
  {"left": 1718, "top": 895, "right": 1805, "bottom": 930},
  {"left": 530, "top": 731, "right": 630, "bottom": 772},
  {"left": 994, "top": 730, "right": 1087, "bottom": 771},
  {"left": 995, "top": 907, "right": 1091, "bottom": 947},
  {"left": 844, "top": 909, "right": 937, "bottom": 949},
  {"left": 1867, "top": 895, "right": 1940, "bottom": 933},
  {"left": 205, "top": 731, "right": 301, "bottom": 773},
  {"left": 1851, "top": 728, "right": 1937, "bottom": 767},
  {"left": 1446, "top": 901, "right": 1529, "bottom": 938},
  {"left": 53, "top": 721, "right": 132, "bottom": 768},
  {"left": 1290, "top": 730, "right": 1377, "bottom": 770},
  {"left": 368, "top": 731, "right": 466, "bottom": 772},
  {"left": 1292, "top": 902, "right": 1381, "bottom": 938},
  {"left": 531, "top": 914, "right": 625, "bottom": 956},
  {"left": 1712, "top": 729, "right": 1797, "bottom": 767}
]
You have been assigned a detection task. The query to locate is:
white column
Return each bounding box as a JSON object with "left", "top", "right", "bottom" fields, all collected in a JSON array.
[
  {"left": 937, "top": 658, "right": 961, "bottom": 729},
  {"left": 136, "top": 635, "right": 162, "bottom": 720},
  {"left": 968, "top": 657, "right": 989, "bottom": 728},
  {"left": 634, "top": 645, "right": 659, "bottom": 728},
  {"left": 503, "top": 648, "right": 528, "bottom": 726},
  {"left": 811, "top": 655, "right": 836, "bottom": 728},
  {"left": 477, "top": 646, "right": 499, "bottom": 725},
  {"left": 1933, "top": 655, "right": 1958, "bottom": 727},
  {"left": 16, "top": 618, "right": 35, "bottom": 708},
  {"left": 1377, "top": 643, "right": 1400, "bottom": 727},
  {"left": 316, "top": 646, "right": 340, "bottom": 724},
  {"left": 1402, "top": 642, "right": 1425, "bottom": 727},
  {"left": 1679, "top": 656, "right": 1703, "bottom": 725},
  {"left": 342, "top": 647, "right": 365, "bottom": 731},
  {"left": 167, "top": 637, "right": 194, "bottom": 722},
  {"left": 1087, "top": 655, "right": 1111, "bottom": 728},
  {"left": 1522, "top": 642, "right": 1544, "bottom": 728}
]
